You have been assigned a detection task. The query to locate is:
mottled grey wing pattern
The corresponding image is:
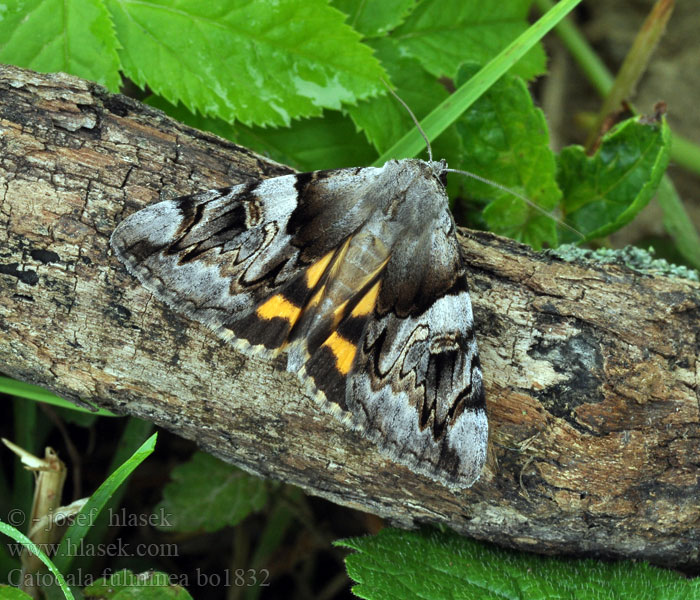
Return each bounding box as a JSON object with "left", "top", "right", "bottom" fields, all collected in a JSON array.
[
  {"left": 111, "top": 168, "right": 375, "bottom": 353},
  {"left": 111, "top": 159, "right": 487, "bottom": 489},
  {"left": 349, "top": 266, "right": 486, "bottom": 488}
]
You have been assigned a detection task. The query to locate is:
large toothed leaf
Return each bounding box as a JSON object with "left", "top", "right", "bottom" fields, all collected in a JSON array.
[
  {"left": 455, "top": 65, "right": 561, "bottom": 249},
  {"left": 147, "top": 94, "right": 377, "bottom": 171},
  {"left": 0, "top": 0, "right": 122, "bottom": 91},
  {"left": 391, "top": 0, "right": 546, "bottom": 81},
  {"left": 106, "top": 0, "right": 386, "bottom": 127},
  {"left": 557, "top": 116, "right": 671, "bottom": 242},
  {"left": 154, "top": 452, "right": 267, "bottom": 533},
  {"left": 337, "top": 528, "right": 700, "bottom": 600}
]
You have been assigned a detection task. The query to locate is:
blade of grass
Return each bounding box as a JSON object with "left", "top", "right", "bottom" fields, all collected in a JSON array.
[
  {"left": 0, "top": 377, "right": 116, "bottom": 416},
  {"left": 374, "top": 0, "right": 584, "bottom": 165},
  {"left": 52, "top": 433, "right": 158, "bottom": 573},
  {"left": 0, "top": 521, "right": 75, "bottom": 600},
  {"left": 657, "top": 176, "right": 700, "bottom": 267},
  {"left": 11, "top": 397, "right": 37, "bottom": 515},
  {"left": 70, "top": 417, "right": 155, "bottom": 574}
]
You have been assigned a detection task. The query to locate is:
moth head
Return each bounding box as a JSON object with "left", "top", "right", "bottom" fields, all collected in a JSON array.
[{"left": 430, "top": 159, "right": 448, "bottom": 187}]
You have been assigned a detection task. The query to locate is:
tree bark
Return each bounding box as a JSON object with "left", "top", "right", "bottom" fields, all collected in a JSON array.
[{"left": 1, "top": 64, "right": 698, "bottom": 568}]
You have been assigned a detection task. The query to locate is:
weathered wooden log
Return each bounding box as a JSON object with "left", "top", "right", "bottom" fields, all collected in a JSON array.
[{"left": 1, "top": 63, "right": 698, "bottom": 567}]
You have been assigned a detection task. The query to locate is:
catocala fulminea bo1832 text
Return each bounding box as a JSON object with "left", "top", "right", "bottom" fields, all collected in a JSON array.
[{"left": 110, "top": 155, "right": 487, "bottom": 489}]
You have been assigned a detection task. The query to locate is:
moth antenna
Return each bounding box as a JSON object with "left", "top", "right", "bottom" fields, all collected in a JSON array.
[
  {"left": 446, "top": 167, "right": 585, "bottom": 241},
  {"left": 381, "top": 78, "right": 433, "bottom": 162}
]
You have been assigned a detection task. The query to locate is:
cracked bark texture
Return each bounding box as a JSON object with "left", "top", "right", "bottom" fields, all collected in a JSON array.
[{"left": 1, "top": 64, "right": 699, "bottom": 567}]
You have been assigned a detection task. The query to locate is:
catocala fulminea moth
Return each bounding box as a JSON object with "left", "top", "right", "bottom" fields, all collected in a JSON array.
[{"left": 110, "top": 153, "right": 488, "bottom": 489}]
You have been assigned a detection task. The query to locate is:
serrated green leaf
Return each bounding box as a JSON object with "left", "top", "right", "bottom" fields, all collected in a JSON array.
[
  {"left": 0, "top": 0, "right": 122, "bottom": 91},
  {"left": 374, "top": 0, "right": 582, "bottom": 165},
  {"left": 392, "top": 0, "right": 546, "bottom": 81},
  {"left": 557, "top": 117, "right": 671, "bottom": 242},
  {"left": 454, "top": 64, "right": 561, "bottom": 249},
  {"left": 147, "top": 95, "right": 376, "bottom": 171},
  {"left": 84, "top": 569, "right": 192, "bottom": 599},
  {"left": 106, "top": 0, "right": 385, "bottom": 127},
  {"left": 332, "top": 0, "right": 415, "bottom": 38},
  {"left": 337, "top": 528, "right": 700, "bottom": 600},
  {"left": 155, "top": 452, "right": 266, "bottom": 533}
]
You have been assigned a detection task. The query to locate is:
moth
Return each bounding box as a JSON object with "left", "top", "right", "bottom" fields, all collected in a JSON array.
[{"left": 111, "top": 154, "right": 487, "bottom": 489}]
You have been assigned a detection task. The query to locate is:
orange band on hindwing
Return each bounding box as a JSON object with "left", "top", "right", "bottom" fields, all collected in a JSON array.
[
  {"left": 254, "top": 249, "right": 338, "bottom": 328},
  {"left": 256, "top": 294, "right": 302, "bottom": 325},
  {"left": 322, "top": 331, "right": 357, "bottom": 375},
  {"left": 320, "top": 281, "right": 382, "bottom": 376},
  {"left": 305, "top": 250, "right": 334, "bottom": 288},
  {"left": 351, "top": 281, "right": 380, "bottom": 317}
]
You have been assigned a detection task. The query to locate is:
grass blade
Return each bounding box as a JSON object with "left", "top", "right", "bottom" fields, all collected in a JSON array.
[
  {"left": 0, "top": 377, "right": 116, "bottom": 416},
  {"left": 374, "top": 0, "right": 584, "bottom": 164},
  {"left": 52, "top": 433, "right": 158, "bottom": 572},
  {"left": 0, "top": 521, "right": 74, "bottom": 600}
]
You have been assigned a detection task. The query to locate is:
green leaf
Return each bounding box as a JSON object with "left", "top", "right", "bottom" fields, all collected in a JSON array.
[
  {"left": 0, "top": 0, "right": 122, "bottom": 91},
  {"left": 337, "top": 528, "right": 700, "bottom": 600},
  {"left": 155, "top": 452, "right": 267, "bottom": 533},
  {"left": 391, "top": 0, "right": 546, "bottom": 81},
  {"left": 84, "top": 569, "right": 192, "bottom": 599},
  {"left": 53, "top": 434, "right": 158, "bottom": 572},
  {"left": 332, "top": 0, "right": 415, "bottom": 38},
  {"left": 106, "top": 0, "right": 385, "bottom": 127},
  {"left": 557, "top": 117, "right": 671, "bottom": 242},
  {"left": 147, "top": 95, "right": 376, "bottom": 171},
  {"left": 234, "top": 111, "right": 376, "bottom": 171},
  {"left": 0, "top": 585, "right": 35, "bottom": 600},
  {"left": 454, "top": 65, "right": 561, "bottom": 249}
]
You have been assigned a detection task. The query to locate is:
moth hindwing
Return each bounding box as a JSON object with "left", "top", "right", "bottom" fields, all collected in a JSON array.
[{"left": 110, "top": 158, "right": 487, "bottom": 489}]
